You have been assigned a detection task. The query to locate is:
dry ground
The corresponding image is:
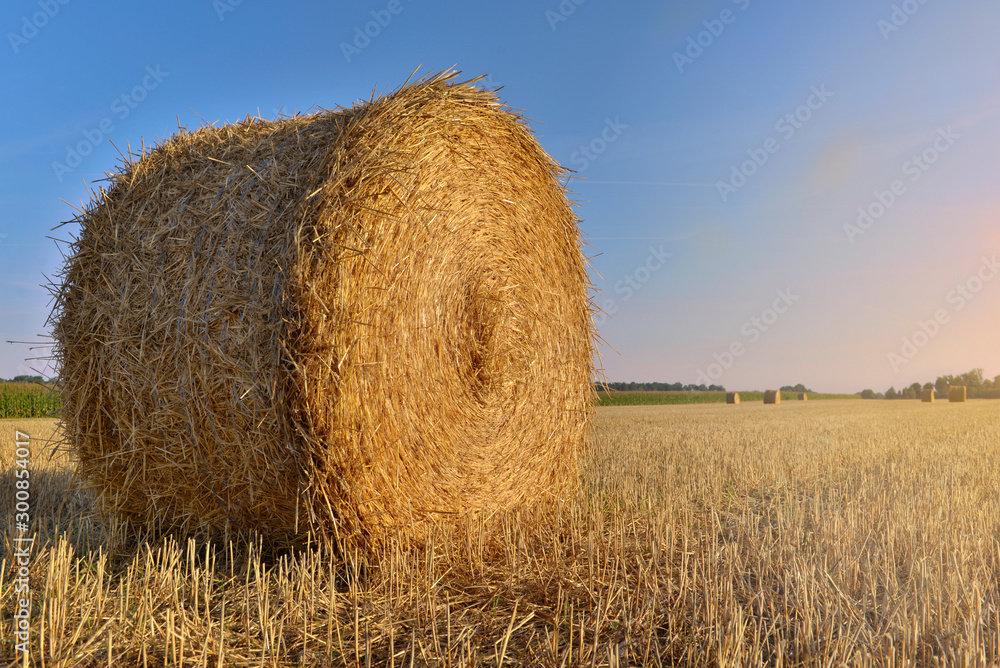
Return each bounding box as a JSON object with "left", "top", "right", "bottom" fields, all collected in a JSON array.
[{"left": 1, "top": 401, "right": 999, "bottom": 666}]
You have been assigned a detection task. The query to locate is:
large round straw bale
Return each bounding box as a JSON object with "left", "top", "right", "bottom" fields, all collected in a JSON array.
[
  {"left": 948, "top": 385, "right": 967, "bottom": 402},
  {"left": 51, "top": 72, "right": 594, "bottom": 550},
  {"left": 763, "top": 390, "right": 780, "bottom": 404},
  {"left": 725, "top": 392, "right": 739, "bottom": 404},
  {"left": 920, "top": 389, "right": 935, "bottom": 403}
]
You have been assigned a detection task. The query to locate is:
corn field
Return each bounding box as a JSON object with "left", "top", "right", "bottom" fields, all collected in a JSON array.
[{"left": 0, "top": 383, "right": 61, "bottom": 419}]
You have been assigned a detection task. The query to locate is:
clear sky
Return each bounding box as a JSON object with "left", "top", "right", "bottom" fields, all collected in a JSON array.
[{"left": 2, "top": 0, "right": 998, "bottom": 394}]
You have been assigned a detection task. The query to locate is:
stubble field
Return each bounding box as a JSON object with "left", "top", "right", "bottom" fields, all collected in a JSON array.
[{"left": 1, "top": 400, "right": 999, "bottom": 666}]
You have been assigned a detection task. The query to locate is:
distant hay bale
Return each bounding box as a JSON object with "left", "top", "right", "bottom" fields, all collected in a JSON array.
[
  {"left": 948, "top": 386, "right": 967, "bottom": 403},
  {"left": 921, "top": 389, "right": 935, "bottom": 403},
  {"left": 763, "top": 390, "right": 780, "bottom": 404},
  {"left": 726, "top": 392, "right": 739, "bottom": 404},
  {"left": 51, "top": 72, "right": 594, "bottom": 551},
  {"left": 798, "top": 393, "right": 808, "bottom": 401}
]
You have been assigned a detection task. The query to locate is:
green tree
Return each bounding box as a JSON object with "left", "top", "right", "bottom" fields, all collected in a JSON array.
[
  {"left": 957, "top": 368, "right": 985, "bottom": 389},
  {"left": 9, "top": 375, "right": 44, "bottom": 384}
]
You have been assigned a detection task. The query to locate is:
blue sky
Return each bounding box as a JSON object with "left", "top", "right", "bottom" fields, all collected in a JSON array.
[{"left": 2, "top": 0, "right": 999, "bottom": 393}]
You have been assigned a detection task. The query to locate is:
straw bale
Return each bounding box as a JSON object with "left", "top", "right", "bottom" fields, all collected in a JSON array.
[
  {"left": 726, "top": 392, "right": 739, "bottom": 404},
  {"left": 921, "top": 389, "right": 935, "bottom": 403},
  {"left": 763, "top": 390, "right": 780, "bottom": 404},
  {"left": 798, "top": 393, "right": 808, "bottom": 401},
  {"left": 948, "top": 385, "right": 967, "bottom": 403},
  {"left": 51, "top": 72, "right": 594, "bottom": 550}
]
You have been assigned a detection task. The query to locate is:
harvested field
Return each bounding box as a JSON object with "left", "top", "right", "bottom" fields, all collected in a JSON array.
[{"left": 3, "top": 399, "right": 999, "bottom": 665}]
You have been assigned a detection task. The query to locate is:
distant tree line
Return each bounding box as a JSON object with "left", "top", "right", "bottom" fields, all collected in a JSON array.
[
  {"left": 1, "top": 375, "right": 47, "bottom": 384},
  {"left": 780, "top": 384, "right": 813, "bottom": 393},
  {"left": 858, "top": 369, "right": 1000, "bottom": 400},
  {"left": 597, "top": 381, "right": 726, "bottom": 392}
]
